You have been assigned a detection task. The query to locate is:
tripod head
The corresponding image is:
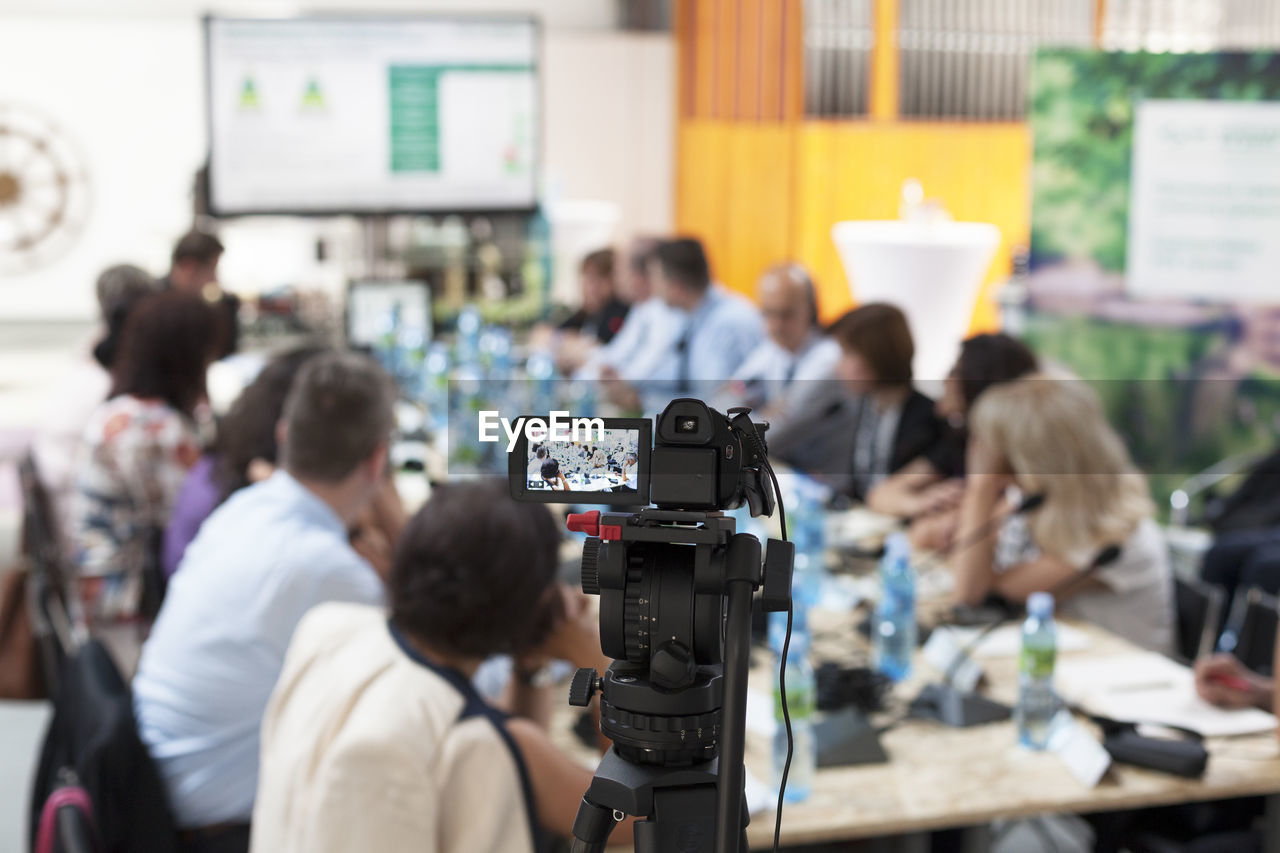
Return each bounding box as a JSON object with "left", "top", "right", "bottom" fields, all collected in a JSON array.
[{"left": 566, "top": 508, "right": 790, "bottom": 769}]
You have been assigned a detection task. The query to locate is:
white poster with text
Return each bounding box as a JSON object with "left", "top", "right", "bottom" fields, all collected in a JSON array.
[{"left": 1127, "top": 99, "right": 1280, "bottom": 302}]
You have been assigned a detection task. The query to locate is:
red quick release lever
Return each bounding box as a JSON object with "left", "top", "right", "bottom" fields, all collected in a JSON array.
[
  {"left": 566, "top": 511, "right": 601, "bottom": 536},
  {"left": 567, "top": 511, "right": 622, "bottom": 541}
]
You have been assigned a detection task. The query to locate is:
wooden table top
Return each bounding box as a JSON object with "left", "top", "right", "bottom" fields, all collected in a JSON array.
[{"left": 741, "top": 612, "right": 1280, "bottom": 847}]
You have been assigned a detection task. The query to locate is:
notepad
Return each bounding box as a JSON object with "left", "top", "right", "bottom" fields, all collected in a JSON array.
[{"left": 1057, "top": 653, "right": 1278, "bottom": 738}]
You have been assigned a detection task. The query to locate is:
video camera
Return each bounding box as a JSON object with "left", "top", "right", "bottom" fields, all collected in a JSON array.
[
  {"left": 508, "top": 399, "right": 793, "bottom": 853},
  {"left": 508, "top": 398, "right": 776, "bottom": 515}
]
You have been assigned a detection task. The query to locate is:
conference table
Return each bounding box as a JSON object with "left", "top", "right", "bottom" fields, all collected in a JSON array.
[
  {"left": 738, "top": 613, "right": 1280, "bottom": 850},
  {"left": 550, "top": 525, "right": 1280, "bottom": 851}
]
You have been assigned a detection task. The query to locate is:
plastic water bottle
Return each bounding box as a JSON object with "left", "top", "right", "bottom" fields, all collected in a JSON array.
[
  {"left": 524, "top": 350, "right": 558, "bottom": 415},
  {"left": 420, "top": 342, "right": 451, "bottom": 435},
  {"left": 788, "top": 478, "right": 827, "bottom": 614},
  {"left": 873, "top": 532, "right": 917, "bottom": 682},
  {"left": 772, "top": 629, "right": 816, "bottom": 803},
  {"left": 455, "top": 304, "right": 482, "bottom": 367},
  {"left": 1017, "top": 592, "right": 1058, "bottom": 750},
  {"left": 377, "top": 302, "right": 402, "bottom": 378},
  {"left": 478, "top": 325, "right": 512, "bottom": 378}
]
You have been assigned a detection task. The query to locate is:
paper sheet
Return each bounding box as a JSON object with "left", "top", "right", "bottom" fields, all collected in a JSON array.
[
  {"left": 1057, "top": 653, "right": 1278, "bottom": 738},
  {"left": 746, "top": 687, "right": 777, "bottom": 737},
  {"left": 745, "top": 768, "right": 777, "bottom": 816}
]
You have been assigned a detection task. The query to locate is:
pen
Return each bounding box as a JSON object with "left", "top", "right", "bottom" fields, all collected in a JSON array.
[{"left": 1206, "top": 672, "right": 1255, "bottom": 692}]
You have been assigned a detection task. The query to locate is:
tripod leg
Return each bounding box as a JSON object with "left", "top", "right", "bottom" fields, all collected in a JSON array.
[{"left": 569, "top": 796, "right": 619, "bottom": 853}]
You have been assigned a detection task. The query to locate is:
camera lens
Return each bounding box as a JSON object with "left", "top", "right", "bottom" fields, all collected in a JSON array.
[{"left": 676, "top": 416, "right": 699, "bottom": 434}]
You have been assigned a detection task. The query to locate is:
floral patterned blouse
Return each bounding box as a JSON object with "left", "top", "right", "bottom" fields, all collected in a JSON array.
[{"left": 69, "top": 395, "right": 201, "bottom": 623}]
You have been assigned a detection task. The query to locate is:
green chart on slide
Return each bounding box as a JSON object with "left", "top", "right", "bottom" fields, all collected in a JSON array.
[{"left": 388, "top": 64, "right": 532, "bottom": 174}]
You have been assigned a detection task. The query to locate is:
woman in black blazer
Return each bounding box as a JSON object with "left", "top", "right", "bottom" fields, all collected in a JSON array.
[{"left": 769, "top": 303, "right": 945, "bottom": 503}]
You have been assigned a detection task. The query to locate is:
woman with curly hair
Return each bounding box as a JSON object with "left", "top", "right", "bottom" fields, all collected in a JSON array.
[{"left": 252, "top": 481, "right": 628, "bottom": 852}]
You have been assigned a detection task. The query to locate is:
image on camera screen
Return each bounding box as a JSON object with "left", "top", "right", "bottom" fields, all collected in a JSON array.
[{"left": 526, "top": 427, "right": 642, "bottom": 494}]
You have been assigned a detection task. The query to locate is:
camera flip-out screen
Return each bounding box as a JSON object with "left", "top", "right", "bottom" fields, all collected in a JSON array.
[{"left": 509, "top": 416, "right": 652, "bottom": 506}]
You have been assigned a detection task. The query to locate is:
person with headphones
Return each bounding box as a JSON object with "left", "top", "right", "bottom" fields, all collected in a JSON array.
[{"left": 712, "top": 263, "right": 840, "bottom": 418}]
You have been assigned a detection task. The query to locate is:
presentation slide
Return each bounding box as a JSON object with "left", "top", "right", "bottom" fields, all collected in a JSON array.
[{"left": 206, "top": 17, "right": 538, "bottom": 214}]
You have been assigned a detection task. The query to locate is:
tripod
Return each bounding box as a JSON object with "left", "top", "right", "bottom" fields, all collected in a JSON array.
[{"left": 562, "top": 510, "right": 792, "bottom": 853}]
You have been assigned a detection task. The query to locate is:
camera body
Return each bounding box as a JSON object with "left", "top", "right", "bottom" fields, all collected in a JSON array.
[{"left": 508, "top": 398, "right": 775, "bottom": 517}]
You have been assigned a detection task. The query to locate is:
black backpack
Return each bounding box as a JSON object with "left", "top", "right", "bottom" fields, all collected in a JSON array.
[{"left": 29, "top": 639, "right": 178, "bottom": 853}]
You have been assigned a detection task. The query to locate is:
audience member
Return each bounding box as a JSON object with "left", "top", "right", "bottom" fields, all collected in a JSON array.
[
  {"left": 868, "top": 333, "right": 1038, "bottom": 544},
  {"left": 161, "top": 345, "right": 327, "bottom": 577},
  {"left": 35, "top": 264, "right": 160, "bottom": 519},
  {"left": 67, "top": 291, "right": 221, "bottom": 673},
  {"left": 132, "top": 351, "right": 396, "bottom": 852},
  {"left": 251, "top": 482, "right": 629, "bottom": 852},
  {"left": 161, "top": 229, "right": 239, "bottom": 358},
  {"left": 602, "top": 237, "right": 764, "bottom": 414},
  {"left": 951, "top": 376, "right": 1175, "bottom": 653},
  {"left": 526, "top": 444, "right": 548, "bottom": 483},
  {"left": 1197, "top": 444, "right": 1280, "bottom": 605},
  {"left": 559, "top": 248, "right": 629, "bottom": 344},
  {"left": 541, "top": 457, "right": 569, "bottom": 491},
  {"left": 618, "top": 236, "right": 660, "bottom": 306},
  {"left": 576, "top": 236, "right": 679, "bottom": 379},
  {"left": 772, "top": 303, "right": 943, "bottom": 502},
  {"left": 712, "top": 263, "right": 840, "bottom": 417}
]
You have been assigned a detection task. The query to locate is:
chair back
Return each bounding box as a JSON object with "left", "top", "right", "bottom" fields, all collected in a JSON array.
[
  {"left": 1172, "top": 577, "right": 1225, "bottom": 664},
  {"left": 1233, "top": 586, "right": 1279, "bottom": 675},
  {"left": 18, "top": 453, "right": 85, "bottom": 696}
]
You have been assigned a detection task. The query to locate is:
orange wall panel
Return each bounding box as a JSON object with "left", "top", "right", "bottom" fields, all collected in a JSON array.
[
  {"left": 676, "top": 122, "right": 794, "bottom": 300},
  {"left": 678, "top": 121, "right": 1032, "bottom": 331},
  {"left": 674, "top": 0, "right": 1031, "bottom": 334},
  {"left": 722, "top": 125, "right": 794, "bottom": 294},
  {"left": 675, "top": 122, "right": 732, "bottom": 265},
  {"left": 793, "top": 122, "right": 1031, "bottom": 330},
  {"left": 736, "top": 0, "right": 763, "bottom": 120}
]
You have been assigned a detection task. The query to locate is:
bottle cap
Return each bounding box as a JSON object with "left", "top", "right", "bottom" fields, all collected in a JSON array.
[
  {"left": 883, "top": 531, "right": 910, "bottom": 563},
  {"left": 1027, "top": 592, "right": 1054, "bottom": 619}
]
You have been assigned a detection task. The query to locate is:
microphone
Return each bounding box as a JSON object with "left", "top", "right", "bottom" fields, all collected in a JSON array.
[{"left": 922, "top": 543, "right": 1124, "bottom": 727}]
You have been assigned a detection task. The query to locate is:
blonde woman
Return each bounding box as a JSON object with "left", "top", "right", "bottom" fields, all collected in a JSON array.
[{"left": 949, "top": 376, "right": 1174, "bottom": 653}]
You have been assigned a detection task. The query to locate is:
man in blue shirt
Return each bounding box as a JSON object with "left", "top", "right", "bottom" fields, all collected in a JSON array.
[
  {"left": 602, "top": 238, "right": 764, "bottom": 415},
  {"left": 574, "top": 237, "right": 681, "bottom": 381},
  {"left": 712, "top": 263, "right": 841, "bottom": 418},
  {"left": 132, "top": 351, "right": 397, "bottom": 853}
]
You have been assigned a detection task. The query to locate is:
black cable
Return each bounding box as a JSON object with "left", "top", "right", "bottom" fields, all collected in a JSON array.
[
  {"left": 760, "top": 460, "right": 790, "bottom": 853},
  {"left": 732, "top": 419, "right": 790, "bottom": 853}
]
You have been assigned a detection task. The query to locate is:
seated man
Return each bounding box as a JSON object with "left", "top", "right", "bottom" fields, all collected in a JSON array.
[
  {"left": 251, "top": 481, "right": 627, "bottom": 852},
  {"left": 603, "top": 238, "right": 764, "bottom": 415},
  {"left": 132, "top": 351, "right": 397, "bottom": 853},
  {"left": 573, "top": 237, "right": 676, "bottom": 379},
  {"left": 712, "top": 263, "right": 839, "bottom": 417},
  {"left": 559, "top": 248, "right": 630, "bottom": 345}
]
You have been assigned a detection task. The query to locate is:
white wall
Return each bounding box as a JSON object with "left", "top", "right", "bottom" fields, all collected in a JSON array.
[
  {"left": 543, "top": 32, "right": 673, "bottom": 241},
  {"left": 0, "top": 8, "right": 672, "bottom": 320}
]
